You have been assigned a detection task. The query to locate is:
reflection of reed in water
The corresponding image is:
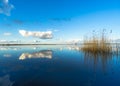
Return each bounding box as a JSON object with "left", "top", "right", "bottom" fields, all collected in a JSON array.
[
  {"left": 83, "top": 51, "right": 113, "bottom": 71},
  {"left": 19, "top": 50, "right": 52, "bottom": 60}
]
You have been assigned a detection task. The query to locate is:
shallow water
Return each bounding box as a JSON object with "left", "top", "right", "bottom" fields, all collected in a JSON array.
[{"left": 0, "top": 45, "right": 120, "bottom": 86}]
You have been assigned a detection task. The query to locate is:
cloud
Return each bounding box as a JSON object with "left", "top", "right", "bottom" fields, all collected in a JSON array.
[
  {"left": 3, "top": 32, "right": 11, "bottom": 36},
  {"left": 19, "top": 30, "right": 53, "bottom": 39},
  {"left": 0, "top": 0, "right": 14, "bottom": 16}
]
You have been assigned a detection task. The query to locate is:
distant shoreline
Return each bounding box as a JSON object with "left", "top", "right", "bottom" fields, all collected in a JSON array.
[
  {"left": 0, "top": 44, "right": 75, "bottom": 46},
  {"left": 0, "top": 43, "right": 119, "bottom": 46}
]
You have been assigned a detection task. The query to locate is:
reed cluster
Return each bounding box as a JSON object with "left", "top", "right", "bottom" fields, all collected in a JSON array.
[{"left": 81, "top": 30, "right": 112, "bottom": 54}]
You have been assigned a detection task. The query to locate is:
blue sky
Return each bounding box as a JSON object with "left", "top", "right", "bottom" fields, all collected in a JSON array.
[{"left": 0, "top": 0, "right": 120, "bottom": 43}]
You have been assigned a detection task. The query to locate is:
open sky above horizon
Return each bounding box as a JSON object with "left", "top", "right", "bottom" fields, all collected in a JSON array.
[{"left": 0, "top": 0, "right": 120, "bottom": 43}]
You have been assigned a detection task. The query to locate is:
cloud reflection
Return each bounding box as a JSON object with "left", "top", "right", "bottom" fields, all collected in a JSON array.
[
  {"left": 0, "top": 75, "right": 14, "bottom": 86},
  {"left": 0, "top": 47, "right": 21, "bottom": 51},
  {"left": 3, "top": 54, "right": 11, "bottom": 57},
  {"left": 67, "top": 46, "right": 80, "bottom": 51},
  {"left": 19, "top": 50, "right": 52, "bottom": 60}
]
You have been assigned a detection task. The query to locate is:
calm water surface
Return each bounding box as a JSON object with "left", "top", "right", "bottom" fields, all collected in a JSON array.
[{"left": 0, "top": 45, "right": 120, "bottom": 86}]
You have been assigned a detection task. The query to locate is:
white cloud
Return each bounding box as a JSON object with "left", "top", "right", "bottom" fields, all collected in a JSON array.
[
  {"left": 0, "top": 0, "right": 14, "bottom": 16},
  {"left": 19, "top": 30, "right": 53, "bottom": 39},
  {"left": 3, "top": 32, "right": 11, "bottom": 36}
]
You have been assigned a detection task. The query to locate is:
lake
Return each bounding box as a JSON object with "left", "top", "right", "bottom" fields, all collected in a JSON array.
[{"left": 0, "top": 45, "right": 120, "bottom": 86}]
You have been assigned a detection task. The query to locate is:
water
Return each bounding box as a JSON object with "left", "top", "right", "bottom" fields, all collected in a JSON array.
[{"left": 0, "top": 45, "right": 120, "bottom": 86}]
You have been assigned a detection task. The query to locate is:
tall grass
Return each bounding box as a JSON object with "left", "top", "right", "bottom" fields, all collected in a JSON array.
[
  {"left": 81, "top": 29, "right": 120, "bottom": 71},
  {"left": 81, "top": 30, "right": 112, "bottom": 54}
]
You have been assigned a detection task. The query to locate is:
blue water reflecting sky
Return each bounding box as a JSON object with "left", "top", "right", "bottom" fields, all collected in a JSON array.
[{"left": 0, "top": 45, "right": 120, "bottom": 86}]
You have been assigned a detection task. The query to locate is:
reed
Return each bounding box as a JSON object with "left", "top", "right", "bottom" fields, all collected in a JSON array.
[{"left": 81, "top": 30, "right": 112, "bottom": 54}]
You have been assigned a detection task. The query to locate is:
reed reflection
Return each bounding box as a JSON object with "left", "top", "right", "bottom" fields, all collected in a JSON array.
[
  {"left": 19, "top": 50, "right": 52, "bottom": 60},
  {"left": 83, "top": 51, "right": 113, "bottom": 71},
  {"left": 82, "top": 46, "right": 120, "bottom": 74}
]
